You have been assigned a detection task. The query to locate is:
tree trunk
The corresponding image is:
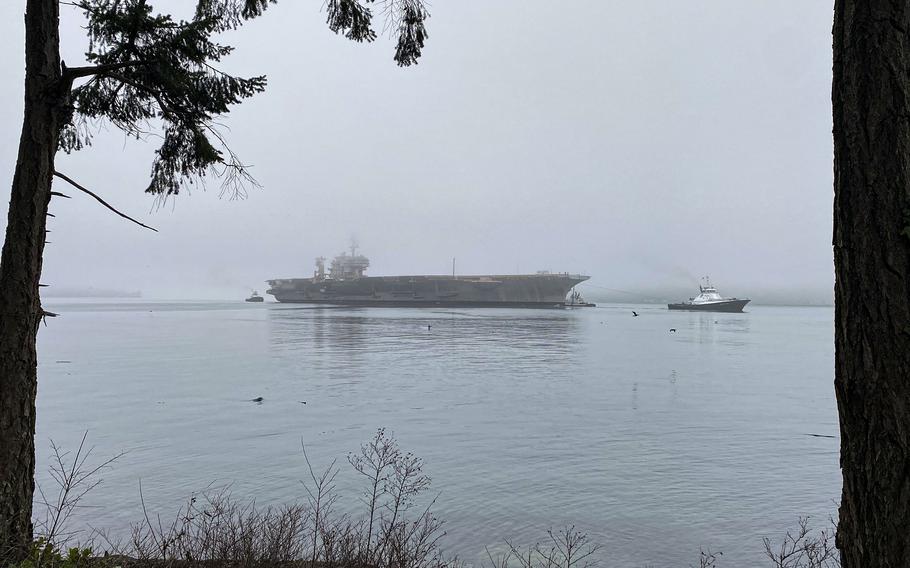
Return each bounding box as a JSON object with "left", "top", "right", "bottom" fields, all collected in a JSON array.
[
  {"left": 0, "top": 0, "right": 61, "bottom": 563},
  {"left": 833, "top": 2, "right": 910, "bottom": 566}
]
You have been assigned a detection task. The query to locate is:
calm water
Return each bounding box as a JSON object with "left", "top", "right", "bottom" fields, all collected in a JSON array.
[{"left": 36, "top": 301, "right": 840, "bottom": 567}]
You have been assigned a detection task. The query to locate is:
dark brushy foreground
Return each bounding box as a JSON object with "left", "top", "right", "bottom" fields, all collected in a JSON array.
[{"left": 6, "top": 430, "right": 841, "bottom": 568}]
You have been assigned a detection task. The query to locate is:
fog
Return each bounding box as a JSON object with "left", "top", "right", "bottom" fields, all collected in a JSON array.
[{"left": 0, "top": 1, "right": 834, "bottom": 303}]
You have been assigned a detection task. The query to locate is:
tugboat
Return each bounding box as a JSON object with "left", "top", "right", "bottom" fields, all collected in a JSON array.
[
  {"left": 668, "top": 277, "right": 749, "bottom": 313},
  {"left": 245, "top": 290, "right": 264, "bottom": 303},
  {"left": 565, "top": 288, "right": 596, "bottom": 308}
]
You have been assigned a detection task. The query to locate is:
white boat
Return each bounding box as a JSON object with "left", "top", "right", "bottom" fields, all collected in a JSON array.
[{"left": 668, "top": 278, "right": 749, "bottom": 313}]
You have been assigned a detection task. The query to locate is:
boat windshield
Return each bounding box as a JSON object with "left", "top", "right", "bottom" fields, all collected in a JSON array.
[{"left": 693, "top": 286, "right": 723, "bottom": 303}]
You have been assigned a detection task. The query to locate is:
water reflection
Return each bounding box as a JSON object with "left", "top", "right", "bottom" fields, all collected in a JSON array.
[
  {"left": 679, "top": 312, "right": 752, "bottom": 347},
  {"left": 267, "top": 306, "right": 582, "bottom": 374}
]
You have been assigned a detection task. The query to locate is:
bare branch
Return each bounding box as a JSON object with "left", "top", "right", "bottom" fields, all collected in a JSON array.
[
  {"left": 53, "top": 171, "right": 158, "bottom": 232},
  {"left": 34, "top": 432, "right": 125, "bottom": 551}
]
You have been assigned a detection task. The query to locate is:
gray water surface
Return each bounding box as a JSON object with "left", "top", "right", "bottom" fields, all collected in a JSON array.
[{"left": 36, "top": 302, "right": 839, "bottom": 567}]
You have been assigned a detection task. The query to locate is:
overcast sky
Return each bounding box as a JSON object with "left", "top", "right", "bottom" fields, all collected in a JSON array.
[{"left": 0, "top": 1, "right": 834, "bottom": 300}]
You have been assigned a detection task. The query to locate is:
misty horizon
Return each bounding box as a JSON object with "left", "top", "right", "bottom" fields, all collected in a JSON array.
[{"left": 1, "top": 1, "right": 833, "bottom": 304}]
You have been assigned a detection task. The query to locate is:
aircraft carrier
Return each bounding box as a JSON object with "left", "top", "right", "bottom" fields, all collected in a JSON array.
[{"left": 266, "top": 246, "right": 590, "bottom": 308}]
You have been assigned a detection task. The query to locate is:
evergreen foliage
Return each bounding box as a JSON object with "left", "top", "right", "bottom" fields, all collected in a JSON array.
[{"left": 58, "top": 0, "right": 429, "bottom": 196}]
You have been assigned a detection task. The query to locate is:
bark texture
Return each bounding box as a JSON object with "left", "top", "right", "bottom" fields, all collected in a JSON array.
[
  {"left": 833, "top": 2, "right": 910, "bottom": 567},
  {"left": 0, "top": 0, "right": 61, "bottom": 563}
]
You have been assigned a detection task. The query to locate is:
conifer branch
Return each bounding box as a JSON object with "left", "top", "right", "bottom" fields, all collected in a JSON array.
[
  {"left": 52, "top": 172, "right": 159, "bottom": 233},
  {"left": 63, "top": 60, "right": 153, "bottom": 81},
  {"left": 102, "top": 72, "right": 181, "bottom": 119}
]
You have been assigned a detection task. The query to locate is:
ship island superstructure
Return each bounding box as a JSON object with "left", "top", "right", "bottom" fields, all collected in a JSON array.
[{"left": 267, "top": 246, "right": 590, "bottom": 308}]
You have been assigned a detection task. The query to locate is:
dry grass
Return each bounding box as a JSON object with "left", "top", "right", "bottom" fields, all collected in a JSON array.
[
  {"left": 78, "top": 429, "right": 450, "bottom": 568},
  {"left": 24, "top": 431, "right": 841, "bottom": 568}
]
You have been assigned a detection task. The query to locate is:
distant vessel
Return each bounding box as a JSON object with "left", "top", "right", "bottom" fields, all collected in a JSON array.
[
  {"left": 668, "top": 278, "right": 749, "bottom": 313},
  {"left": 565, "top": 288, "right": 596, "bottom": 308},
  {"left": 245, "top": 291, "right": 264, "bottom": 303},
  {"left": 266, "top": 245, "right": 589, "bottom": 308}
]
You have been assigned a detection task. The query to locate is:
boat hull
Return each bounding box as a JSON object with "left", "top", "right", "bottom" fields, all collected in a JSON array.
[
  {"left": 667, "top": 299, "right": 750, "bottom": 313},
  {"left": 266, "top": 274, "right": 589, "bottom": 308}
]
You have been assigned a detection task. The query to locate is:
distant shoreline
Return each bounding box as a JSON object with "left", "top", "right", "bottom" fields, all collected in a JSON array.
[
  {"left": 40, "top": 298, "right": 834, "bottom": 309},
  {"left": 42, "top": 288, "right": 142, "bottom": 299},
  {"left": 582, "top": 292, "right": 834, "bottom": 308}
]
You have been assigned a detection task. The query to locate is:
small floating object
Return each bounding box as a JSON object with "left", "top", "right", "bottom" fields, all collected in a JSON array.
[
  {"left": 251, "top": 397, "right": 264, "bottom": 403},
  {"left": 669, "top": 328, "right": 677, "bottom": 333},
  {"left": 632, "top": 311, "right": 639, "bottom": 317},
  {"left": 245, "top": 290, "right": 264, "bottom": 303}
]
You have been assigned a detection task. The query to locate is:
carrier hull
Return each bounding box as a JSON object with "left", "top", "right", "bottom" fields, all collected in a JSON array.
[{"left": 266, "top": 274, "right": 589, "bottom": 308}]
